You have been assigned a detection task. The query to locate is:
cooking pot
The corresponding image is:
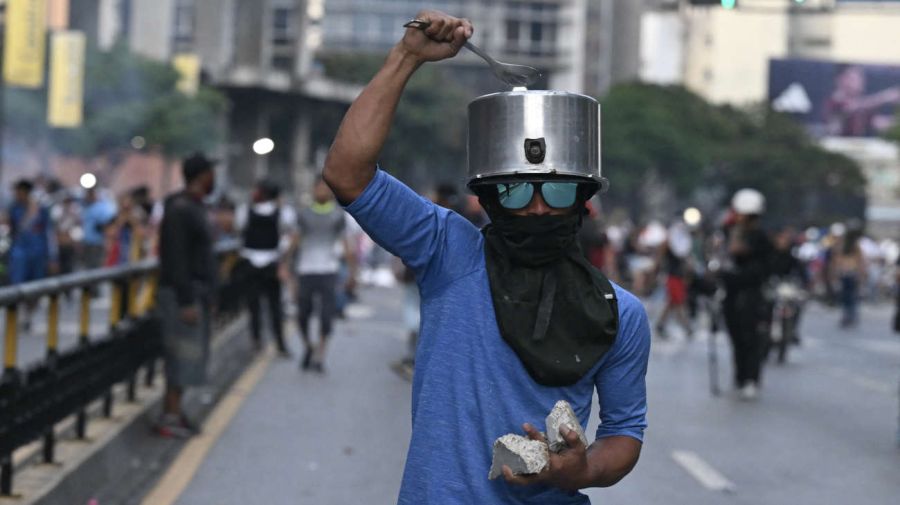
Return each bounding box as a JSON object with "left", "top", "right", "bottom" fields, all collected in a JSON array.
[{"left": 467, "top": 90, "right": 607, "bottom": 192}]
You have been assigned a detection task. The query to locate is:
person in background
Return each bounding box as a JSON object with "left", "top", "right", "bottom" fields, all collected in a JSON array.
[
  {"left": 294, "top": 177, "right": 356, "bottom": 373},
  {"left": 389, "top": 185, "right": 456, "bottom": 381},
  {"left": 721, "top": 189, "right": 772, "bottom": 401},
  {"left": 390, "top": 255, "right": 419, "bottom": 382},
  {"left": 6, "top": 180, "right": 57, "bottom": 332},
  {"left": 130, "top": 186, "right": 154, "bottom": 219},
  {"left": 769, "top": 226, "right": 810, "bottom": 339},
  {"left": 156, "top": 154, "right": 217, "bottom": 438},
  {"left": 52, "top": 193, "right": 82, "bottom": 279},
  {"left": 80, "top": 187, "right": 116, "bottom": 271},
  {"left": 235, "top": 179, "right": 294, "bottom": 356},
  {"left": 578, "top": 201, "right": 611, "bottom": 272},
  {"left": 334, "top": 212, "right": 361, "bottom": 319},
  {"left": 460, "top": 193, "right": 489, "bottom": 228},
  {"left": 105, "top": 192, "right": 148, "bottom": 266},
  {"left": 655, "top": 220, "right": 693, "bottom": 339},
  {"left": 831, "top": 221, "right": 867, "bottom": 329}
]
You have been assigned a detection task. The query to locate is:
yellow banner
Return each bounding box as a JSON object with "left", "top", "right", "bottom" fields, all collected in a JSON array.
[
  {"left": 3, "top": 0, "right": 48, "bottom": 88},
  {"left": 47, "top": 30, "right": 85, "bottom": 128},
  {"left": 173, "top": 53, "right": 201, "bottom": 96}
]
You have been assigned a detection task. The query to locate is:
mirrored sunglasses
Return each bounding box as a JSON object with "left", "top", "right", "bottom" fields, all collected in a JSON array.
[{"left": 496, "top": 182, "right": 579, "bottom": 210}]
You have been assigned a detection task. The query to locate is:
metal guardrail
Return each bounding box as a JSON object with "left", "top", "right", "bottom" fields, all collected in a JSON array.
[{"left": 0, "top": 239, "right": 240, "bottom": 496}]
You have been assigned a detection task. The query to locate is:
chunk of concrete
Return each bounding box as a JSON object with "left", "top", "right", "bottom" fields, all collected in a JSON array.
[
  {"left": 488, "top": 434, "right": 549, "bottom": 480},
  {"left": 545, "top": 400, "right": 588, "bottom": 453}
]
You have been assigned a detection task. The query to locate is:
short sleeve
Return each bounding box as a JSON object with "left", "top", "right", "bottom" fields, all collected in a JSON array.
[
  {"left": 234, "top": 204, "right": 248, "bottom": 231},
  {"left": 344, "top": 169, "right": 482, "bottom": 293},
  {"left": 279, "top": 206, "right": 297, "bottom": 231},
  {"left": 594, "top": 287, "right": 651, "bottom": 442}
]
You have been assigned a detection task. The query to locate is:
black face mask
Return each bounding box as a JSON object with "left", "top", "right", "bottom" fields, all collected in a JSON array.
[
  {"left": 487, "top": 213, "right": 581, "bottom": 267},
  {"left": 482, "top": 212, "right": 618, "bottom": 387}
]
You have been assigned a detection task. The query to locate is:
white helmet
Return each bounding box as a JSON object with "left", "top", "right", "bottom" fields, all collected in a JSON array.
[{"left": 731, "top": 188, "right": 765, "bottom": 215}]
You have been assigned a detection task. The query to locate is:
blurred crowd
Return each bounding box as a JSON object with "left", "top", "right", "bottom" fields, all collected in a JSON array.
[
  {"left": 579, "top": 206, "right": 899, "bottom": 332},
  {"left": 5, "top": 176, "right": 897, "bottom": 323},
  {"left": 0, "top": 177, "right": 163, "bottom": 287}
]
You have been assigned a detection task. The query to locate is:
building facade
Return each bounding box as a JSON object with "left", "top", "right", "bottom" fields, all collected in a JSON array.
[
  {"left": 67, "top": 0, "right": 359, "bottom": 200},
  {"left": 317, "top": 0, "right": 620, "bottom": 95},
  {"left": 635, "top": 0, "right": 900, "bottom": 234},
  {"left": 660, "top": 0, "right": 900, "bottom": 105}
]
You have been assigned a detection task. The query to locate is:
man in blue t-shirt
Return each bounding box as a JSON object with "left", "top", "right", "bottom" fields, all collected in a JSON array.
[
  {"left": 323, "top": 10, "right": 650, "bottom": 504},
  {"left": 7, "top": 179, "right": 56, "bottom": 285}
]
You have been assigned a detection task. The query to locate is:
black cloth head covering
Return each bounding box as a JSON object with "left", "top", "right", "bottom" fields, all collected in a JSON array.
[{"left": 481, "top": 211, "right": 618, "bottom": 387}]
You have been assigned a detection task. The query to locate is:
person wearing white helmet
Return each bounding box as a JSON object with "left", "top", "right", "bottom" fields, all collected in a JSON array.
[
  {"left": 321, "top": 10, "right": 650, "bottom": 504},
  {"left": 721, "top": 188, "right": 773, "bottom": 401},
  {"left": 731, "top": 188, "right": 766, "bottom": 216}
]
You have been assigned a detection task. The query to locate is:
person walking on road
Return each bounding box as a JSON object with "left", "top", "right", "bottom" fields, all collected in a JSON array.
[
  {"left": 721, "top": 189, "right": 772, "bottom": 401},
  {"left": 295, "top": 177, "right": 354, "bottom": 372},
  {"left": 322, "top": 11, "right": 650, "bottom": 503},
  {"left": 80, "top": 187, "right": 116, "bottom": 271},
  {"left": 655, "top": 220, "right": 694, "bottom": 339},
  {"left": 831, "top": 222, "right": 866, "bottom": 328},
  {"left": 156, "top": 154, "right": 217, "bottom": 438},
  {"left": 235, "top": 179, "right": 294, "bottom": 356}
]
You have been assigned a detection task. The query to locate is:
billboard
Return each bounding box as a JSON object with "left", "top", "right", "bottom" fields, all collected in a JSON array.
[{"left": 768, "top": 58, "right": 900, "bottom": 138}]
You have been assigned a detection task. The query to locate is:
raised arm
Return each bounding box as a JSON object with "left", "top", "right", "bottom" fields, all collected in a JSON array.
[{"left": 322, "top": 10, "right": 473, "bottom": 204}]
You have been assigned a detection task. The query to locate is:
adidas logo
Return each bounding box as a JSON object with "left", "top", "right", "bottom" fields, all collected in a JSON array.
[{"left": 773, "top": 83, "right": 812, "bottom": 114}]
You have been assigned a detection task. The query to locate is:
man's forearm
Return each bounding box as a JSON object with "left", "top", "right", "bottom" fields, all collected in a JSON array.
[
  {"left": 580, "top": 436, "right": 642, "bottom": 488},
  {"left": 323, "top": 45, "right": 422, "bottom": 204}
]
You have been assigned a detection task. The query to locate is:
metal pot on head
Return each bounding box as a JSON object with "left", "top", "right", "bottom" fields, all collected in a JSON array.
[{"left": 466, "top": 90, "right": 607, "bottom": 194}]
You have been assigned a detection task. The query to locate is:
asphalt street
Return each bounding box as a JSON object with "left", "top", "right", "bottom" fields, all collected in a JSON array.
[{"left": 161, "top": 286, "right": 899, "bottom": 505}]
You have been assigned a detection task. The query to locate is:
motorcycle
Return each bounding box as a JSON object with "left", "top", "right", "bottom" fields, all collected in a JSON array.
[{"left": 768, "top": 280, "right": 806, "bottom": 364}]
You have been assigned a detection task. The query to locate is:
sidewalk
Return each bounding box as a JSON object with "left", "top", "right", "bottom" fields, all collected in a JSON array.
[{"left": 160, "top": 286, "right": 413, "bottom": 505}]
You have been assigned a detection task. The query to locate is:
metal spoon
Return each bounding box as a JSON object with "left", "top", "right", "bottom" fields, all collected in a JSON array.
[{"left": 403, "top": 20, "right": 542, "bottom": 88}]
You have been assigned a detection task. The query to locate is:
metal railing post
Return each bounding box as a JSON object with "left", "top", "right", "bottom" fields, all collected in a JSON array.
[
  {"left": 143, "top": 274, "right": 159, "bottom": 388},
  {"left": 3, "top": 306, "right": 18, "bottom": 378},
  {"left": 109, "top": 282, "right": 122, "bottom": 329},
  {"left": 43, "top": 294, "right": 60, "bottom": 463},
  {"left": 102, "top": 283, "right": 124, "bottom": 417},
  {"left": 1, "top": 453, "right": 12, "bottom": 496},
  {"left": 126, "top": 275, "right": 139, "bottom": 401},
  {"left": 78, "top": 287, "right": 90, "bottom": 345},
  {"left": 76, "top": 288, "right": 90, "bottom": 438},
  {"left": 139, "top": 274, "right": 158, "bottom": 314},
  {"left": 46, "top": 294, "right": 59, "bottom": 358},
  {"left": 128, "top": 276, "right": 141, "bottom": 318}
]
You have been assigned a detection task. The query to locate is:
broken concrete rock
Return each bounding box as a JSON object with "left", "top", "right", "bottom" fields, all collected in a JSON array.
[
  {"left": 545, "top": 400, "right": 588, "bottom": 453},
  {"left": 488, "top": 434, "right": 549, "bottom": 480}
]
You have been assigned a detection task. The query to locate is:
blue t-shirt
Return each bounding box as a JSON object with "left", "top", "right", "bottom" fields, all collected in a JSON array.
[
  {"left": 82, "top": 199, "right": 116, "bottom": 246},
  {"left": 346, "top": 170, "right": 651, "bottom": 505}
]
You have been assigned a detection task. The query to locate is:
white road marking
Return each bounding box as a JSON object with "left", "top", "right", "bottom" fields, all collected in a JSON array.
[
  {"left": 822, "top": 366, "right": 895, "bottom": 396},
  {"left": 344, "top": 304, "right": 375, "bottom": 319},
  {"left": 671, "top": 450, "right": 736, "bottom": 493},
  {"left": 140, "top": 348, "right": 273, "bottom": 505},
  {"left": 853, "top": 339, "right": 900, "bottom": 358}
]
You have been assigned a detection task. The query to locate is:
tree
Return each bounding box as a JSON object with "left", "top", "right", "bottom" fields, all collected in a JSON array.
[
  {"left": 4, "top": 43, "right": 225, "bottom": 162},
  {"left": 599, "top": 83, "right": 867, "bottom": 224},
  {"left": 885, "top": 110, "right": 900, "bottom": 145},
  {"left": 318, "top": 52, "right": 469, "bottom": 190}
]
